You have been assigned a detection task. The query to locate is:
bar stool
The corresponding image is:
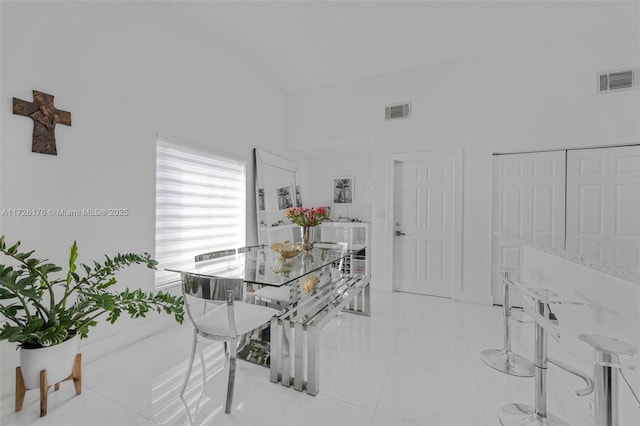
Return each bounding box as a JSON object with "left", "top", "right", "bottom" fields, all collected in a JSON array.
[
  {"left": 481, "top": 268, "right": 535, "bottom": 377},
  {"left": 499, "top": 287, "right": 593, "bottom": 426},
  {"left": 579, "top": 334, "right": 639, "bottom": 426}
]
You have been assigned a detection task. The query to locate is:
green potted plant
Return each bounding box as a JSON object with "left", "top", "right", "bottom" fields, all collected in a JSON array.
[{"left": 0, "top": 235, "right": 184, "bottom": 413}]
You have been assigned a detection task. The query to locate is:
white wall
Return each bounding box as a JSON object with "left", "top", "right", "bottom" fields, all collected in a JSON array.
[
  {"left": 296, "top": 149, "right": 373, "bottom": 223},
  {"left": 0, "top": 1, "right": 287, "bottom": 398},
  {"left": 287, "top": 3, "right": 640, "bottom": 302}
]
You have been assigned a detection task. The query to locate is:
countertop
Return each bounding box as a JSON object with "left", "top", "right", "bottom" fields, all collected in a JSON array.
[{"left": 495, "top": 231, "right": 640, "bottom": 285}]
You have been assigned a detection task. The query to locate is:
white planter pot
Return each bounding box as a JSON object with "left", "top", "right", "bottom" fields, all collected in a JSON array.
[{"left": 19, "top": 335, "right": 79, "bottom": 389}]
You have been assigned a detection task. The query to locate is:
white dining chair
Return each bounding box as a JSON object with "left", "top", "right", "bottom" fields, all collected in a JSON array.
[{"left": 180, "top": 273, "right": 278, "bottom": 414}]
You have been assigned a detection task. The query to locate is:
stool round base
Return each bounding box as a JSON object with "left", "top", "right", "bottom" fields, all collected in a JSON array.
[
  {"left": 499, "top": 403, "right": 569, "bottom": 426},
  {"left": 480, "top": 349, "right": 535, "bottom": 377}
]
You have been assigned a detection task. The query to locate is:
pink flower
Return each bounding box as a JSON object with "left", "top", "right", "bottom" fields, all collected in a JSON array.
[{"left": 284, "top": 206, "right": 328, "bottom": 227}]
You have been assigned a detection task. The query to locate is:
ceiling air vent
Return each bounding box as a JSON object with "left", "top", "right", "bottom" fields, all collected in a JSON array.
[
  {"left": 598, "top": 68, "right": 640, "bottom": 93},
  {"left": 385, "top": 102, "right": 411, "bottom": 120}
]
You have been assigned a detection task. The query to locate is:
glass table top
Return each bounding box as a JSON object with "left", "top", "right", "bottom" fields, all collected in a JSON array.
[{"left": 166, "top": 245, "right": 352, "bottom": 287}]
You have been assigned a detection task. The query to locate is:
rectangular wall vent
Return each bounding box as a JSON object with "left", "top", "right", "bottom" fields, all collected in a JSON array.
[
  {"left": 385, "top": 102, "right": 411, "bottom": 120},
  {"left": 598, "top": 68, "right": 640, "bottom": 93}
]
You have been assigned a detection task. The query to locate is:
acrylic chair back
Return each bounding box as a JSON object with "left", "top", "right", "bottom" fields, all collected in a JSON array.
[
  {"left": 179, "top": 270, "right": 278, "bottom": 414},
  {"left": 181, "top": 274, "right": 245, "bottom": 339}
]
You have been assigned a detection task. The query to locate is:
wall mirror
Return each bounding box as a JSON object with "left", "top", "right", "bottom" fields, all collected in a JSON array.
[{"left": 254, "top": 148, "right": 300, "bottom": 245}]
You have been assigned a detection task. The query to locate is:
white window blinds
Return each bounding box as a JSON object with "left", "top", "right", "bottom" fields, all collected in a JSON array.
[{"left": 155, "top": 136, "right": 246, "bottom": 287}]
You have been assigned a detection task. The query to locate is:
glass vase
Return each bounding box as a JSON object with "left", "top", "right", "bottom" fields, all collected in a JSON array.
[{"left": 301, "top": 225, "right": 317, "bottom": 252}]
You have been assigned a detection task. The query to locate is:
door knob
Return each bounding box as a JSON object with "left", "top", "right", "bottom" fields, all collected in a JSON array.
[{"left": 395, "top": 230, "right": 406, "bottom": 236}]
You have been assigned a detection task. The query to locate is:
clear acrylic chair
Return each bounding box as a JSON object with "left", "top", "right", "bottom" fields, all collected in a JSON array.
[
  {"left": 180, "top": 273, "right": 278, "bottom": 414},
  {"left": 194, "top": 245, "right": 266, "bottom": 314}
]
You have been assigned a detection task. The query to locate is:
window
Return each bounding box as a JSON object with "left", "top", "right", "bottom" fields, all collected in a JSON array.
[{"left": 155, "top": 134, "right": 246, "bottom": 287}]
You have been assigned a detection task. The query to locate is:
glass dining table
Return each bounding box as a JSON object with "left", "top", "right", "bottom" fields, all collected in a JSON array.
[
  {"left": 167, "top": 245, "right": 347, "bottom": 292},
  {"left": 166, "top": 244, "right": 371, "bottom": 395}
]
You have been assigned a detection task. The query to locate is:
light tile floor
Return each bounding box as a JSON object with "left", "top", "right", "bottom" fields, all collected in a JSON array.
[{"left": 0, "top": 291, "right": 572, "bottom": 426}]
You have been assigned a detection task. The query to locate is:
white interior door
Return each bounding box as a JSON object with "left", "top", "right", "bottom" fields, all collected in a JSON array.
[
  {"left": 566, "top": 145, "right": 640, "bottom": 269},
  {"left": 491, "top": 151, "right": 566, "bottom": 304},
  {"left": 392, "top": 150, "right": 461, "bottom": 298}
]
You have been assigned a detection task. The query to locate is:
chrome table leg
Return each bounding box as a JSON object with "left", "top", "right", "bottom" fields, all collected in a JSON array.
[
  {"left": 363, "top": 281, "right": 371, "bottom": 316},
  {"left": 306, "top": 324, "right": 320, "bottom": 396},
  {"left": 269, "top": 318, "right": 281, "bottom": 383},
  {"left": 281, "top": 318, "right": 292, "bottom": 387},
  {"left": 294, "top": 321, "right": 305, "bottom": 391}
]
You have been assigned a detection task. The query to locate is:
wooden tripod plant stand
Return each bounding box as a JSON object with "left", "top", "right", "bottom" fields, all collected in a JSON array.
[{"left": 15, "top": 353, "right": 82, "bottom": 417}]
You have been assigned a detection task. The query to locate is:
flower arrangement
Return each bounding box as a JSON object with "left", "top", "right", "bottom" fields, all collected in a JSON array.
[{"left": 285, "top": 207, "right": 329, "bottom": 227}]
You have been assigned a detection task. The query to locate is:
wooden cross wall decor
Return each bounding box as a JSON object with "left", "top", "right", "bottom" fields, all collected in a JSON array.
[{"left": 13, "top": 90, "right": 72, "bottom": 155}]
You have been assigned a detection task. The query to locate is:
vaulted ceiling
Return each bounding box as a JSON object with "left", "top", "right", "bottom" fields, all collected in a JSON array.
[{"left": 168, "top": 1, "right": 638, "bottom": 92}]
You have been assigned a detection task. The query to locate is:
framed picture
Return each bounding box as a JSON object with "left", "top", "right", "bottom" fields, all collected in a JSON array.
[
  {"left": 295, "top": 184, "right": 303, "bottom": 207},
  {"left": 258, "top": 187, "right": 265, "bottom": 211},
  {"left": 276, "top": 184, "right": 294, "bottom": 210},
  {"left": 332, "top": 176, "right": 354, "bottom": 204}
]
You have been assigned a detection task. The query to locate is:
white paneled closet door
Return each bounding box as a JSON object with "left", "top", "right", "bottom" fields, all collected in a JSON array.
[
  {"left": 566, "top": 145, "right": 640, "bottom": 270},
  {"left": 491, "top": 151, "right": 566, "bottom": 304}
]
